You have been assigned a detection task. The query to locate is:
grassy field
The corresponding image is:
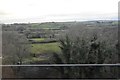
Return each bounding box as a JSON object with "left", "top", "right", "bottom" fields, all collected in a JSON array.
[
  {"left": 24, "top": 57, "right": 47, "bottom": 63},
  {"left": 23, "top": 42, "right": 61, "bottom": 63},
  {"left": 30, "top": 42, "right": 61, "bottom": 54},
  {"left": 31, "top": 22, "right": 62, "bottom": 29},
  {"left": 29, "top": 38, "right": 45, "bottom": 42}
]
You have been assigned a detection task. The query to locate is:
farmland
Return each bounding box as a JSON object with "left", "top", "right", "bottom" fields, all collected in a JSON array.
[{"left": 1, "top": 20, "right": 119, "bottom": 79}]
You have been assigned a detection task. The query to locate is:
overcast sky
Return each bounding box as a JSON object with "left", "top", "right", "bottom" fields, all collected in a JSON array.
[{"left": 0, "top": 0, "right": 119, "bottom": 23}]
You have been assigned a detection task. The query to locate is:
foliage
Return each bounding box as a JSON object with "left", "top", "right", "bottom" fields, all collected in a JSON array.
[
  {"left": 3, "top": 31, "right": 30, "bottom": 65},
  {"left": 52, "top": 34, "right": 118, "bottom": 78}
]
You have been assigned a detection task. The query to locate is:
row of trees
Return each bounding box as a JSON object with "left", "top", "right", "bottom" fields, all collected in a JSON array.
[
  {"left": 2, "top": 27, "right": 31, "bottom": 77},
  {"left": 52, "top": 34, "right": 119, "bottom": 78},
  {"left": 3, "top": 30, "right": 29, "bottom": 65}
]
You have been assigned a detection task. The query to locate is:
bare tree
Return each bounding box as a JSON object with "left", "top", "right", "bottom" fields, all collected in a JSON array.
[{"left": 2, "top": 25, "right": 30, "bottom": 77}]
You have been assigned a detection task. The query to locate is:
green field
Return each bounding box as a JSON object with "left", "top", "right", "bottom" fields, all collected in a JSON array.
[
  {"left": 24, "top": 42, "right": 61, "bottom": 63},
  {"left": 31, "top": 22, "right": 62, "bottom": 29},
  {"left": 29, "top": 38, "right": 45, "bottom": 42},
  {"left": 30, "top": 42, "right": 61, "bottom": 54},
  {"left": 24, "top": 57, "right": 46, "bottom": 63}
]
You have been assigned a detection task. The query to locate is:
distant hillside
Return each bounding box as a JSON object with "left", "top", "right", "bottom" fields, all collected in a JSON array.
[
  {"left": 30, "top": 22, "right": 63, "bottom": 29},
  {"left": 30, "top": 20, "right": 118, "bottom": 29}
]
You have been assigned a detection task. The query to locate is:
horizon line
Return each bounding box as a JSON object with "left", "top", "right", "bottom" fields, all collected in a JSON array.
[{"left": 0, "top": 19, "right": 118, "bottom": 24}]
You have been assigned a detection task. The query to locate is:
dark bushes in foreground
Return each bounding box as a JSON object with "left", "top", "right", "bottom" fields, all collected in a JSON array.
[{"left": 52, "top": 35, "right": 119, "bottom": 78}]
